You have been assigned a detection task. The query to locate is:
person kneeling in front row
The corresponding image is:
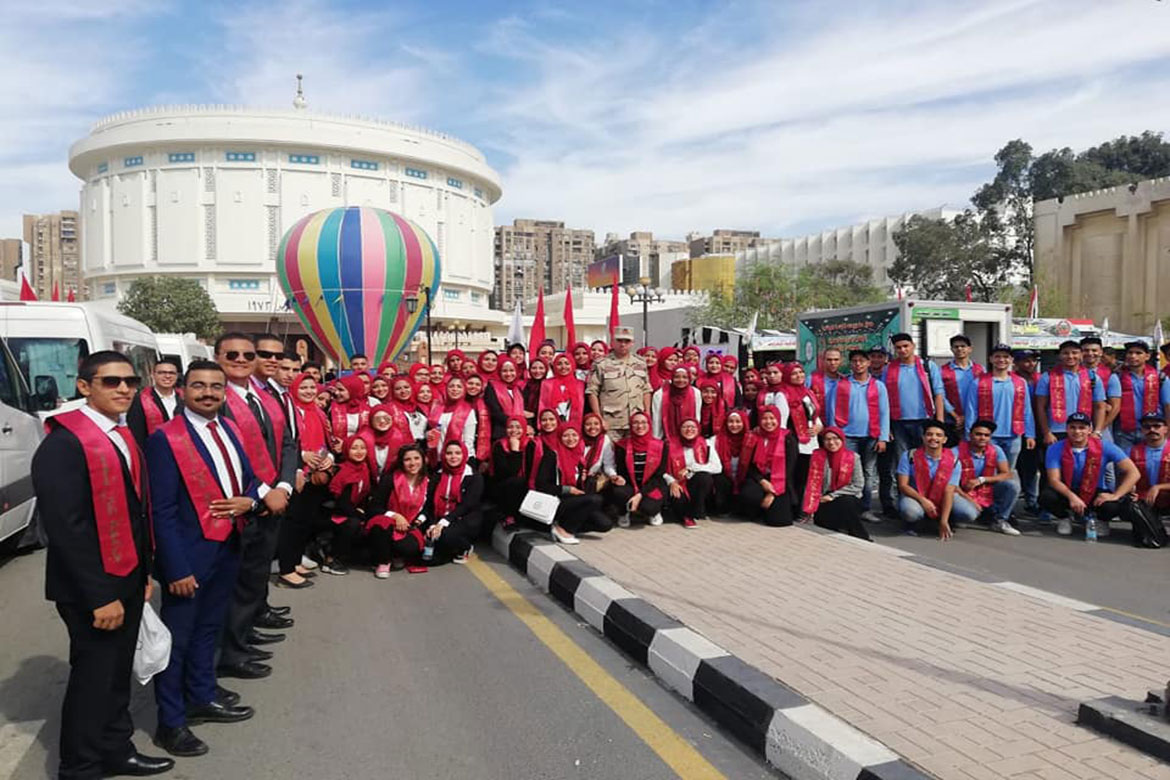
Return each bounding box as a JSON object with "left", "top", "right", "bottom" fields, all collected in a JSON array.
[
  {"left": 896, "top": 420, "right": 962, "bottom": 539},
  {"left": 952, "top": 419, "right": 1021, "bottom": 536},
  {"left": 798, "top": 427, "right": 871, "bottom": 540},
  {"left": 1041, "top": 412, "right": 1139, "bottom": 537}
]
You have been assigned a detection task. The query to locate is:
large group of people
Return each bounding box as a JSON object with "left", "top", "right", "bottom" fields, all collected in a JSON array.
[{"left": 31, "top": 323, "right": 1170, "bottom": 778}]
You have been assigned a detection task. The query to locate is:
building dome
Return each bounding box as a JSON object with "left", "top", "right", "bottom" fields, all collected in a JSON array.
[{"left": 68, "top": 104, "right": 503, "bottom": 329}]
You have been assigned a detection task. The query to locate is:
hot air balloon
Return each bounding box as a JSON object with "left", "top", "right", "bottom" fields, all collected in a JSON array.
[{"left": 276, "top": 207, "right": 440, "bottom": 367}]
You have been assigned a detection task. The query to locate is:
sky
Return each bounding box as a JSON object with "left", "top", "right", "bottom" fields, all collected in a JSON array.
[{"left": 4, "top": 0, "right": 1170, "bottom": 244}]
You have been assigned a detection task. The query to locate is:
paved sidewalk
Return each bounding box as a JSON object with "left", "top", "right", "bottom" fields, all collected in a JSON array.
[{"left": 570, "top": 522, "right": 1170, "bottom": 780}]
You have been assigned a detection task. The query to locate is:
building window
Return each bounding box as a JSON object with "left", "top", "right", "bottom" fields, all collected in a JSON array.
[
  {"left": 470, "top": 291, "right": 483, "bottom": 302},
  {"left": 228, "top": 279, "right": 262, "bottom": 291},
  {"left": 443, "top": 289, "right": 459, "bottom": 301},
  {"left": 101, "top": 282, "right": 116, "bottom": 296},
  {"left": 168, "top": 152, "right": 196, "bottom": 163},
  {"left": 351, "top": 159, "right": 379, "bottom": 171},
  {"left": 97, "top": 162, "right": 108, "bottom": 174},
  {"left": 405, "top": 167, "right": 428, "bottom": 179},
  {"left": 124, "top": 156, "right": 143, "bottom": 168},
  {"left": 289, "top": 154, "right": 320, "bottom": 165},
  {"left": 474, "top": 187, "right": 483, "bottom": 199},
  {"left": 225, "top": 151, "right": 256, "bottom": 162},
  {"left": 447, "top": 177, "right": 463, "bottom": 189}
]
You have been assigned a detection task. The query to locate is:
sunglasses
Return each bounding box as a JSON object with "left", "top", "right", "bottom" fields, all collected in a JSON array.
[
  {"left": 94, "top": 375, "right": 142, "bottom": 389},
  {"left": 1141, "top": 423, "right": 1165, "bottom": 430},
  {"left": 256, "top": 349, "right": 282, "bottom": 360},
  {"left": 223, "top": 350, "right": 257, "bottom": 362}
]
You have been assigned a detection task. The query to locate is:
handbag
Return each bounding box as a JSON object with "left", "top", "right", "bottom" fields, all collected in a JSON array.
[
  {"left": 133, "top": 602, "right": 171, "bottom": 685},
  {"left": 519, "top": 491, "right": 560, "bottom": 525}
]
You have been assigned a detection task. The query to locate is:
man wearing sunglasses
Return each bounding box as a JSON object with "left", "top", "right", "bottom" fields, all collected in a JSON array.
[
  {"left": 128, "top": 358, "right": 183, "bottom": 450},
  {"left": 214, "top": 333, "right": 299, "bottom": 681},
  {"left": 1130, "top": 414, "right": 1170, "bottom": 511},
  {"left": 251, "top": 333, "right": 285, "bottom": 401},
  {"left": 33, "top": 351, "right": 175, "bottom": 778}
]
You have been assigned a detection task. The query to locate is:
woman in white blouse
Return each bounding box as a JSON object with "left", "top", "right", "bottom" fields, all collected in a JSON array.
[{"left": 665, "top": 418, "right": 722, "bottom": 528}]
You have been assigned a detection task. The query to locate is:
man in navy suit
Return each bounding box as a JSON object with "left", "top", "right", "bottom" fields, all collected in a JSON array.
[{"left": 147, "top": 361, "right": 261, "bottom": 757}]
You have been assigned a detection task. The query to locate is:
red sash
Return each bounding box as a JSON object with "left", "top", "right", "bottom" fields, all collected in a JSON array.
[
  {"left": 809, "top": 373, "right": 828, "bottom": 414},
  {"left": 432, "top": 403, "right": 473, "bottom": 448},
  {"left": 661, "top": 387, "right": 698, "bottom": 444},
  {"left": 1060, "top": 437, "right": 1103, "bottom": 505},
  {"left": 434, "top": 466, "right": 467, "bottom": 519},
  {"left": 886, "top": 358, "right": 934, "bottom": 419},
  {"left": 489, "top": 381, "right": 526, "bottom": 418},
  {"left": 623, "top": 439, "right": 664, "bottom": 492},
  {"left": 834, "top": 377, "right": 881, "bottom": 438},
  {"left": 787, "top": 392, "right": 818, "bottom": 444},
  {"left": 225, "top": 388, "right": 285, "bottom": 484},
  {"left": 160, "top": 416, "right": 239, "bottom": 541},
  {"left": 472, "top": 399, "right": 492, "bottom": 461},
  {"left": 715, "top": 429, "right": 755, "bottom": 491},
  {"left": 976, "top": 374, "right": 1027, "bottom": 436},
  {"left": 957, "top": 441, "right": 997, "bottom": 508},
  {"left": 912, "top": 447, "right": 955, "bottom": 506},
  {"left": 1048, "top": 368, "right": 1092, "bottom": 424},
  {"left": 1119, "top": 366, "right": 1160, "bottom": 433},
  {"left": 801, "top": 447, "right": 854, "bottom": 515},
  {"left": 51, "top": 410, "right": 141, "bottom": 576},
  {"left": 941, "top": 363, "right": 983, "bottom": 413},
  {"left": 367, "top": 473, "right": 427, "bottom": 550},
  {"left": 141, "top": 389, "right": 180, "bottom": 436},
  {"left": 751, "top": 429, "right": 790, "bottom": 494},
  {"left": 330, "top": 404, "right": 369, "bottom": 438},
  {"left": 1131, "top": 444, "right": 1170, "bottom": 500}
]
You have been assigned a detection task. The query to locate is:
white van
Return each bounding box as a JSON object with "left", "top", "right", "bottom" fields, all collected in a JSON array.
[
  {"left": 0, "top": 337, "right": 44, "bottom": 547},
  {"left": 0, "top": 302, "right": 159, "bottom": 411},
  {"left": 155, "top": 332, "right": 212, "bottom": 373}
]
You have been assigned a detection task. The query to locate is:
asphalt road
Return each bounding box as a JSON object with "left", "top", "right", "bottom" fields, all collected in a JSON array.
[
  {"left": 0, "top": 547, "right": 775, "bottom": 780},
  {"left": 868, "top": 514, "right": 1170, "bottom": 627}
]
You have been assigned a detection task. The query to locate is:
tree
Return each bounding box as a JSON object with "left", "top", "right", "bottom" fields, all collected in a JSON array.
[
  {"left": 972, "top": 139, "right": 1035, "bottom": 286},
  {"left": 690, "top": 259, "right": 884, "bottom": 332},
  {"left": 118, "top": 276, "right": 220, "bottom": 340},
  {"left": 889, "top": 212, "right": 1016, "bottom": 301}
]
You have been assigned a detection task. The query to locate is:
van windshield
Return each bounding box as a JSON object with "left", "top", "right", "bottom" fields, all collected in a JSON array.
[{"left": 7, "top": 337, "right": 89, "bottom": 403}]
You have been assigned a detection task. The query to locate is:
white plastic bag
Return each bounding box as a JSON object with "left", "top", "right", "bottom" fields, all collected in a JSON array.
[{"left": 133, "top": 602, "right": 171, "bottom": 685}]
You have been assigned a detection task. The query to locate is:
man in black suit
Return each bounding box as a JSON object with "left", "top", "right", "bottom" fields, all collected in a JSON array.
[
  {"left": 33, "top": 351, "right": 174, "bottom": 779},
  {"left": 126, "top": 358, "right": 182, "bottom": 450},
  {"left": 214, "top": 333, "right": 299, "bottom": 679}
]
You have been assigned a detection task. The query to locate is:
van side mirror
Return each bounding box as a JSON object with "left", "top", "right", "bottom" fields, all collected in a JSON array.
[{"left": 33, "top": 375, "right": 59, "bottom": 411}]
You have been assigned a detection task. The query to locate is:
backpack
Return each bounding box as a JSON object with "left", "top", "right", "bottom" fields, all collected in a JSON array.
[{"left": 1125, "top": 498, "right": 1168, "bottom": 549}]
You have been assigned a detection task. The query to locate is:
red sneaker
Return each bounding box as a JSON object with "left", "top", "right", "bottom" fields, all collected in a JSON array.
[{"left": 682, "top": 518, "right": 697, "bottom": 529}]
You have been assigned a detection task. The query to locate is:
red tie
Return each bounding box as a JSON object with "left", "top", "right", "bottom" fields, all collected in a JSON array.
[
  {"left": 114, "top": 426, "right": 142, "bottom": 497},
  {"left": 207, "top": 421, "right": 243, "bottom": 497}
]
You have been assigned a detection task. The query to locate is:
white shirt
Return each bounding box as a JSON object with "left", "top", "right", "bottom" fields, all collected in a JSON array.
[
  {"left": 759, "top": 389, "right": 791, "bottom": 428},
  {"left": 157, "top": 391, "right": 179, "bottom": 417},
  {"left": 80, "top": 404, "right": 131, "bottom": 465},
  {"left": 407, "top": 410, "right": 428, "bottom": 439},
  {"left": 184, "top": 408, "right": 244, "bottom": 497},
  {"left": 651, "top": 386, "right": 703, "bottom": 439},
  {"left": 584, "top": 436, "right": 617, "bottom": 477},
  {"left": 375, "top": 445, "right": 390, "bottom": 473},
  {"left": 663, "top": 436, "right": 722, "bottom": 483},
  {"left": 437, "top": 409, "right": 477, "bottom": 452}
]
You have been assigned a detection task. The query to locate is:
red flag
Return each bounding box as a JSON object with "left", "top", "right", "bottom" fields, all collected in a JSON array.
[
  {"left": 51, "top": 282, "right": 60, "bottom": 302},
  {"left": 608, "top": 270, "right": 620, "bottom": 340},
  {"left": 563, "top": 286, "right": 577, "bottom": 348},
  {"left": 527, "top": 288, "right": 546, "bottom": 357},
  {"left": 964, "top": 284, "right": 972, "bottom": 303},
  {"left": 896, "top": 286, "right": 903, "bottom": 301},
  {"left": 18, "top": 269, "right": 37, "bottom": 301},
  {"left": 66, "top": 289, "right": 76, "bottom": 303}
]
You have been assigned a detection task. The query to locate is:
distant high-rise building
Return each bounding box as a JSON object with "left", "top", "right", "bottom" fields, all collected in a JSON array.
[
  {"left": 492, "top": 219, "right": 595, "bottom": 311},
  {"left": 596, "top": 231, "right": 688, "bottom": 284},
  {"left": 23, "top": 211, "right": 81, "bottom": 299},
  {"left": 0, "top": 238, "right": 21, "bottom": 281},
  {"left": 687, "top": 229, "right": 767, "bottom": 259}
]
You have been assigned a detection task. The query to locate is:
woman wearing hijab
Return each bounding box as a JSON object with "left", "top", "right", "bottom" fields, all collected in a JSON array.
[
  {"left": 589, "top": 340, "right": 609, "bottom": 363},
  {"left": 426, "top": 441, "right": 483, "bottom": 563},
  {"left": 581, "top": 412, "right": 621, "bottom": 492},
  {"left": 463, "top": 373, "right": 493, "bottom": 465},
  {"left": 738, "top": 406, "right": 799, "bottom": 527},
  {"left": 485, "top": 358, "right": 527, "bottom": 441},
  {"left": 652, "top": 366, "right": 701, "bottom": 444},
  {"left": 534, "top": 424, "right": 613, "bottom": 544},
  {"left": 275, "top": 373, "right": 333, "bottom": 589},
  {"left": 429, "top": 364, "right": 445, "bottom": 385},
  {"left": 414, "top": 381, "right": 437, "bottom": 420},
  {"left": 369, "top": 375, "right": 391, "bottom": 405},
  {"left": 523, "top": 358, "right": 549, "bottom": 427},
  {"left": 799, "top": 427, "right": 870, "bottom": 540},
  {"left": 366, "top": 404, "right": 406, "bottom": 477},
  {"left": 682, "top": 345, "right": 702, "bottom": 366},
  {"left": 698, "top": 379, "right": 726, "bottom": 438},
  {"left": 427, "top": 376, "right": 477, "bottom": 464},
  {"left": 506, "top": 343, "right": 527, "bottom": 371},
  {"left": 444, "top": 349, "right": 465, "bottom": 380},
  {"left": 476, "top": 350, "right": 499, "bottom": 378},
  {"left": 611, "top": 411, "right": 671, "bottom": 527},
  {"left": 571, "top": 342, "right": 593, "bottom": 382},
  {"left": 721, "top": 355, "right": 741, "bottom": 390},
  {"left": 319, "top": 435, "right": 376, "bottom": 575},
  {"left": 407, "top": 363, "right": 430, "bottom": 387},
  {"left": 367, "top": 444, "right": 430, "bottom": 577},
  {"left": 704, "top": 353, "right": 738, "bottom": 409},
  {"left": 638, "top": 347, "right": 661, "bottom": 391},
  {"left": 387, "top": 376, "right": 426, "bottom": 446},
  {"left": 537, "top": 341, "right": 557, "bottom": 365},
  {"left": 712, "top": 409, "right": 755, "bottom": 515},
  {"left": 330, "top": 374, "right": 371, "bottom": 443},
  {"left": 666, "top": 418, "right": 722, "bottom": 527},
  {"left": 490, "top": 416, "right": 539, "bottom": 528},
  {"left": 781, "top": 362, "right": 823, "bottom": 492},
  {"left": 540, "top": 353, "right": 585, "bottom": 429}
]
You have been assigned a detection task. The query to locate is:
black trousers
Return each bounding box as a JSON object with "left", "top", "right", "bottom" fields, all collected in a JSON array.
[
  {"left": 672, "top": 472, "right": 715, "bottom": 519},
  {"left": 277, "top": 484, "right": 329, "bottom": 575},
  {"left": 712, "top": 473, "right": 749, "bottom": 515},
  {"left": 367, "top": 526, "right": 424, "bottom": 564},
  {"left": 491, "top": 476, "right": 527, "bottom": 518},
  {"left": 811, "top": 495, "right": 871, "bottom": 540},
  {"left": 609, "top": 484, "right": 665, "bottom": 522},
  {"left": 435, "top": 512, "right": 483, "bottom": 558},
  {"left": 552, "top": 493, "right": 613, "bottom": 534},
  {"left": 220, "top": 513, "right": 281, "bottom": 666},
  {"left": 738, "top": 480, "right": 794, "bottom": 527},
  {"left": 56, "top": 592, "right": 145, "bottom": 779},
  {"left": 1038, "top": 486, "right": 1127, "bottom": 521}
]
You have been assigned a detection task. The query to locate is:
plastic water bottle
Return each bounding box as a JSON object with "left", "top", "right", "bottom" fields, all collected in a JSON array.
[
  {"left": 1085, "top": 516, "right": 1098, "bottom": 543},
  {"left": 422, "top": 540, "right": 435, "bottom": 561}
]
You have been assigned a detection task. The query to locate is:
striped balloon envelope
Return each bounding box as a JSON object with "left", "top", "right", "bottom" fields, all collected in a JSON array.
[{"left": 276, "top": 207, "right": 440, "bottom": 367}]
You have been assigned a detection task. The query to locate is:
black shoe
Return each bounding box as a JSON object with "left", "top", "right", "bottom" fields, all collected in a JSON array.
[
  {"left": 273, "top": 575, "right": 314, "bottom": 589},
  {"left": 186, "top": 700, "right": 255, "bottom": 725},
  {"left": 103, "top": 749, "right": 176, "bottom": 776},
  {"left": 245, "top": 647, "right": 274, "bottom": 661},
  {"left": 254, "top": 612, "right": 294, "bottom": 630},
  {"left": 214, "top": 685, "right": 240, "bottom": 707},
  {"left": 268, "top": 605, "right": 292, "bottom": 616},
  {"left": 216, "top": 661, "right": 272, "bottom": 680},
  {"left": 246, "top": 629, "right": 286, "bottom": 645},
  {"left": 153, "top": 725, "right": 208, "bottom": 758}
]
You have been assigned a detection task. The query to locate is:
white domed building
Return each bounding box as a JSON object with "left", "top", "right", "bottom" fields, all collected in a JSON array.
[{"left": 68, "top": 90, "right": 503, "bottom": 355}]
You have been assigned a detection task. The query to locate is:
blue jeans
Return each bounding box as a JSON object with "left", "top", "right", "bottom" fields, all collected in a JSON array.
[
  {"left": 845, "top": 436, "right": 881, "bottom": 510},
  {"left": 884, "top": 420, "right": 926, "bottom": 511},
  {"left": 992, "top": 435, "right": 1022, "bottom": 470},
  {"left": 898, "top": 492, "right": 979, "bottom": 531}
]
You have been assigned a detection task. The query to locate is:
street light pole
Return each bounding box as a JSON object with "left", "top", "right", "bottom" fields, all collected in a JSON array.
[
  {"left": 406, "top": 287, "right": 433, "bottom": 364},
  {"left": 626, "top": 276, "right": 666, "bottom": 349}
]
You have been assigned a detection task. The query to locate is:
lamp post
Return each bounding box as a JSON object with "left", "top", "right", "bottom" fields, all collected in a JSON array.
[
  {"left": 405, "top": 286, "right": 432, "bottom": 363},
  {"left": 626, "top": 277, "right": 666, "bottom": 348}
]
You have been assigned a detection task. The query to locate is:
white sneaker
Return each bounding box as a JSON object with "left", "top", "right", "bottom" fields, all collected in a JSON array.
[
  {"left": 648, "top": 513, "right": 664, "bottom": 526},
  {"left": 374, "top": 564, "right": 390, "bottom": 579},
  {"left": 1056, "top": 518, "right": 1073, "bottom": 536},
  {"left": 452, "top": 545, "right": 473, "bottom": 564},
  {"left": 617, "top": 514, "right": 631, "bottom": 528},
  {"left": 997, "top": 520, "right": 1021, "bottom": 536},
  {"left": 300, "top": 555, "right": 319, "bottom": 570}
]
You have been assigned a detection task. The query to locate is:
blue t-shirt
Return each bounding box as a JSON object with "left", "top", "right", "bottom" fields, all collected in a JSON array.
[
  {"left": 1044, "top": 439, "right": 1128, "bottom": 490},
  {"left": 952, "top": 443, "right": 1007, "bottom": 475},
  {"left": 1110, "top": 371, "right": 1170, "bottom": 434},
  {"left": 887, "top": 360, "right": 944, "bottom": 421},
  {"left": 1034, "top": 370, "right": 1106, "bottom": 433},
  {"left": 826, "top": 376, "right": 890, "bottom": 441},
  {"left": 897, "top": 449, "right": 960, "bottom": 491},
  {"left": 1133, "top": 443, "right": 1167, "bottom": 487},
  {"left": 961, "top": 376, "right": 1036, "bottom": 439},
  {"left": 941, "top": 362, "right": 982, "bottom": 414}
]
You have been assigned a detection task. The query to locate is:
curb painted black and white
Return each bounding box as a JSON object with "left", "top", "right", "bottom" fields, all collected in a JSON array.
[{"left": 492, "top": 525, "right": 933, "bottom": 780}]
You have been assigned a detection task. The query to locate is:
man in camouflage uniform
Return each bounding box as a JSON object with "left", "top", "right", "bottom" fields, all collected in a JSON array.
[{"left": 586, "top": 326, "right": 652, "bottom": 442}]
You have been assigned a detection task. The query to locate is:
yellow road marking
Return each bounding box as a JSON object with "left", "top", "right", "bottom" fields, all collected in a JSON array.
[
  {"left": 465, "top": 557, "right": 727, "bottom": 780},
  {"left": 1095, "top": 605, "right": 1170, "bottom": 630}
]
